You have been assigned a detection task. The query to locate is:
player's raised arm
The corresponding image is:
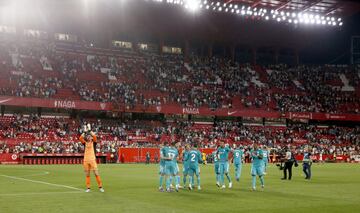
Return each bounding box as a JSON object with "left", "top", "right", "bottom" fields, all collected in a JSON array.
[
  {"left": 230, "top": 144, "right": 236, "bottom": 152},
  {"left": 79, "top": 133, "right": 86, "bottom": 144},
  {"left": 90, "top": 131, "right": 97, "bottom": 142}
]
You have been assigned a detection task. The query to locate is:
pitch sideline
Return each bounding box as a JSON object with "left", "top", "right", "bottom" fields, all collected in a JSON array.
[
  {"left": 21, "top": 171, "right": 50, "bottom": 177},
  {"left": 0, "top": 174, "right": 83, "bottom": 192},
  {"left": 0, "top": 191, "right": 82, "bottom": 197}
]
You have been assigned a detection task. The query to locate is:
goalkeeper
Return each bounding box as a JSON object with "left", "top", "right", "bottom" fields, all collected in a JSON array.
[{"left": 79, "top": 124, "right": 104, "bottom": 193}]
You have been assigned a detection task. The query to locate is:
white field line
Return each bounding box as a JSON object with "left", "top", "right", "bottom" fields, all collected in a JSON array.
[
  {"left": 0, "top": 191, "right": 82, "bottom": 197},
  {"left": 20, "top": 171, "right": 50, "bottom": 177},
  {"left": 0, "top": 174, "right": 83, "bottom": 191}
]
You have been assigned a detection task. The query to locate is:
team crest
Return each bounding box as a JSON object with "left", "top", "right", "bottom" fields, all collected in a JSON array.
[
  {"left": 100, "top": 103, "right": 106, "bottom": 110},
  {"left": 156, "top": 105, "right": 162, "bottom": 113}
]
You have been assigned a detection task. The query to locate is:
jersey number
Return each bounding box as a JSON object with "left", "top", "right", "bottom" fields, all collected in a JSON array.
[
  {"left": 235, "top": 152, "right": 240, "bottom": 158},
  {"left": 168, "top": 153, "right": 175, "bottom": 159},
  {"left": 191, "top": 154, "right": 196, "bottom": 162}
]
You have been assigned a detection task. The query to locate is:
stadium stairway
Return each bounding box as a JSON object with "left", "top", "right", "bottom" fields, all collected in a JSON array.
[{"left": 339, "top": 74, "right": 355, "bottom": 92}]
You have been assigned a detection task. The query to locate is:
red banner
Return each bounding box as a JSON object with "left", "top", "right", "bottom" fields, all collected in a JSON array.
[
  {"left": 295, "top": 154, "right": 349, "bottom": 162},
  {"left": 0, "top": 153, "right": 21, "bottom": 164},
  {"left": 125, "top": 104, "right": 360, "bottom": 121},
  {"left": 1, "top": 96, "right": 359, "bottom": 121},
  {"left": 117, "top": 148, "right": 352, "bottom": 163},
  {"left": 20, "top": 153, "right": 108, "bottom": 157},
  {"left": 287, "top": 112, "right": 360, "bottom": 122},
  {"left": 0, "top": 153, "right": 110, "bottom": 164},
  {"left": 0, "top": 96, "right": 112, "bottom": 111},
  {"left": 130, "top": 104, "right": 282, "bottom": 118},
  {"left": 0, "top": 152, "right": 351, "bottom": 164},
  {"left": 118, "top": 148, "right": 215, "bottom": 163}
]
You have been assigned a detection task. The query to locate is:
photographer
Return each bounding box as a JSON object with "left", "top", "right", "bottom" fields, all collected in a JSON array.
[{"left": 282, "top": 147, "right": 297, "bottom": 180}]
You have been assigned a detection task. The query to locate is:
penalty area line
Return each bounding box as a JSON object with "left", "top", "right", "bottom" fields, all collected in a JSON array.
[{"left": 0, "top": 174, "right": 83, "bottom": 192}]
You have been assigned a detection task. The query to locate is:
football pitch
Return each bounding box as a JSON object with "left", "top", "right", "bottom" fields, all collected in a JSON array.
[{"left": 0, "top": 163, "right": 359, "bottom": 213}]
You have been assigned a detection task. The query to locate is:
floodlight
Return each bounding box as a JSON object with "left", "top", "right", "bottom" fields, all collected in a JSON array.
[
  {"left": 184, "top": 0, "right": 201, "bottom": 12},
  {"left": 154, "top": 0, "right": 345, "bottom": 27}
]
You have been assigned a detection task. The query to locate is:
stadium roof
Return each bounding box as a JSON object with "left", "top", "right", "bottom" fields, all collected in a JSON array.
[
  {"left": 147, "top": 0, "right": 360, "bottom": 28},
  {"left": 0, "top": 0, "right": 359, "bottom": 51},
  {"left": 222, "top": 0, "right": 360, "bottom": 16},
  {"left": 222, "top": 0, "right": 360, "bottom": 17}
]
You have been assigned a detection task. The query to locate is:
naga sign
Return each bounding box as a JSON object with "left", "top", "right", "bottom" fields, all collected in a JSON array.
[
  {"left": 0, "top": 96, "right": 112, "bottom": 111},
  {"left": 54, "top": 100, "right": 76, "bottom": 109},
  {"left": 182, "top": 107, "right": 200, "bottom": 114}
]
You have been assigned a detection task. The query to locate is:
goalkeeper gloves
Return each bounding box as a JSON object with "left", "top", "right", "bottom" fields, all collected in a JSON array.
[{"left": 83, "top": 124, "right": 92, "bottom": 133}]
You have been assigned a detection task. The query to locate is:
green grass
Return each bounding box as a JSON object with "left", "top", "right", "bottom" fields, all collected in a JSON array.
[{"left": 0, "top": 163, "right": 359, "bottom": 213}]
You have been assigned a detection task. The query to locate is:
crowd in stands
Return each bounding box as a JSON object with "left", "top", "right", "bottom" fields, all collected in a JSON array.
[
  {"left": 0, "top": 40, "right": 359, "bottom": 114},
  {"left": 268, "top": 65, "right": 359, "bottom": 113},
  {"left": 0, "top": 115, "right": 359, "bottom": 158}
]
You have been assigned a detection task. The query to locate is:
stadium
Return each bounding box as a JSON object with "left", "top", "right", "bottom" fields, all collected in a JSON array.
[{"left": 0, "top": 0, "right": 359, "bottom": 212}]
